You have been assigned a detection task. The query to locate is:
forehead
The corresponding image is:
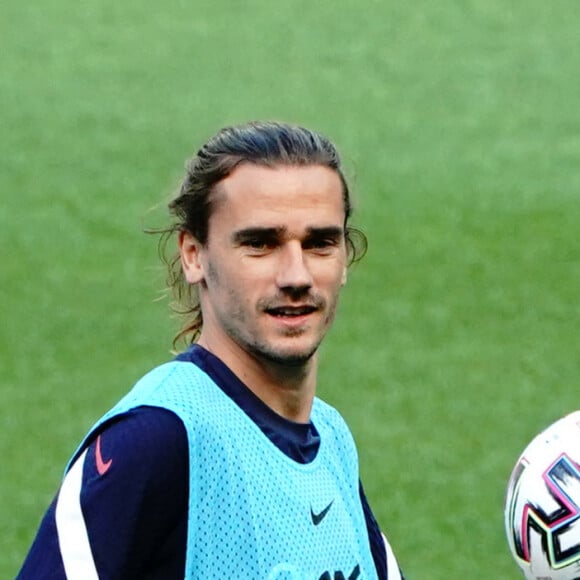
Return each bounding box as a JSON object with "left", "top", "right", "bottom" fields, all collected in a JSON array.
[{"left": 212, "top": 164, "right": 345, "bottom": 227}]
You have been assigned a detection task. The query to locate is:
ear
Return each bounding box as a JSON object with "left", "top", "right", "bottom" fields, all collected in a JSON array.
[{"left": 179, "top": 231, "right": 205, "bottom": 284}]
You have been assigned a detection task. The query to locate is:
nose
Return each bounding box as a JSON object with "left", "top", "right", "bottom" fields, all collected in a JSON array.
[{"left": 276, "top": 241, "right": 313, "bottom": 292}]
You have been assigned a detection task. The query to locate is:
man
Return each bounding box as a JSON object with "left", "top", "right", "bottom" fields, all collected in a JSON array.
[{"left": 18, "top": 121, "right": 404, "bottom": 579}]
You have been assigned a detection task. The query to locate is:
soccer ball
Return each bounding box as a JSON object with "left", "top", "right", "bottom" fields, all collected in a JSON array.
[{"left": 505, "top": 411, "right": 580, "bottom": 579}]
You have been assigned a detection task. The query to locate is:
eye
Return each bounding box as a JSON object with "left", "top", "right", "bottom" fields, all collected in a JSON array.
[
  {"left": 314, "top": 238, "right": 335, "bottom": 248},
  {"left": 245, "top": 239, "right": 268, "bottom": 249},
  {"left": 233, "top": 228, "right": 281, "bottom": 254},
  {"left": 240, "top": 236, "right": 278, "bottom": 254},
  {"left": 304, "top": 236, "right": 340, "bottom": 253}
]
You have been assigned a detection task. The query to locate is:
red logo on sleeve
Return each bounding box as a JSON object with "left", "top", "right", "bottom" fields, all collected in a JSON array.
[{"left": 95, "top": 434, "right": 113, "bottom": 475}]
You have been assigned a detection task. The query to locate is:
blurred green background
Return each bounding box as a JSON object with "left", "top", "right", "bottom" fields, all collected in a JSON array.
[{"left": 2, "top": 1, "right": 580, "bottom": 577}]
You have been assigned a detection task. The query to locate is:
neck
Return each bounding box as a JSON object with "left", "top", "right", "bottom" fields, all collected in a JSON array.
[
  {"left": 256, "top": 357, "right": 318, "bottom": 422},
  {"left": 197, "top": 335, "right": 317, "bottom": 423}
]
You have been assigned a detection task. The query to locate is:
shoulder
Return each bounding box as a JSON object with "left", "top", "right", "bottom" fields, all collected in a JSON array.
[
  {"left": 97, "top": 405, "right": 187, "bottom": 441},
  {"left": 130, "top": 360, "right": 213, "bottom": 400},
  {"left": 126, "top": 360, "right": 225, "bottom": 416},
  {"left": 76, "top": 405, "right": 189, "bottom": 505},
  {"left": 312, "top": 396, "right": 342, "bottom": 420},
  {"left": 80, "top": 407, "right": 189, "bottom": 556},
  {"left": 17, "top": 407, "right": 189, "bottom": 579},
  {"left": 69, "top": 360, "right": 217, "bottom": 469},
  {"left": 312, "top": 398, "right": 358, "bottom": 460},
  {"left": 87, "top": 406, "right": 188, "bottom": 481},
  {"left": 312, "top": 397, "right": 352, "bottom": 436}
]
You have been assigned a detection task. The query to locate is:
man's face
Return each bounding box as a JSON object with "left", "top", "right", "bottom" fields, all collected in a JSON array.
[{"left": 180, "top": 163, "right": 348, "bottom": 367}]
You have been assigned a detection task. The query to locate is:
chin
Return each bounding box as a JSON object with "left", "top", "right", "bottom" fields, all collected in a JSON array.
[{"left": 252, "top": 341, "right": 319, "bottom": 367}]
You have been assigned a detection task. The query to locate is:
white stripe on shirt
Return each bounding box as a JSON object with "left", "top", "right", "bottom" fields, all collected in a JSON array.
[
  {"left": 382, "top": 532, "right": 403, "bottom": 580},
  {"left": 55, "top": 450, "right": 99, "bottom": 580}
]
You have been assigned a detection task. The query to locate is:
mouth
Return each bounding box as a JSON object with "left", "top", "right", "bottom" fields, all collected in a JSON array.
[{"left": 265, "top": 305, "right": 318, "bottom": 318}]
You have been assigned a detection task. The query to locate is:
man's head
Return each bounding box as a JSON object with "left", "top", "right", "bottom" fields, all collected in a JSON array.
[{"left": 158, "top": 121, "right": 367, "bottom": 346}]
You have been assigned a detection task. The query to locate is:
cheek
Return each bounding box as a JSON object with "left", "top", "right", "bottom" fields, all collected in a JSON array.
[
  {"left": 318, "top": 260, "right": 348, "bottom": 288},
  {"left": 206, "top": 261, "right": 257, "bottom": 304},
  {"left": 205, "top": 260, "right": 220, "bottom": 285}
]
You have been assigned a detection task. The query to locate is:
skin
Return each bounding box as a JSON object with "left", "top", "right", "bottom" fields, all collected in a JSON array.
[{"left": 179, "top": 163, "right": 348, "bottom": 422}]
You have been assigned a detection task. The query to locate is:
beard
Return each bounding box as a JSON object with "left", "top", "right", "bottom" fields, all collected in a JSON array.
[
  {"left": 246, "top": 335, "right": 320, "bottom": 367},
  {"left": 204, "top": 260, "right": 340, "bottom": 368}
]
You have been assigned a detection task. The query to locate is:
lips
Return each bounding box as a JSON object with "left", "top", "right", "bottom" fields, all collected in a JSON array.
[{"left": 265, "top": 305, "right": 317, "bottom": 317}]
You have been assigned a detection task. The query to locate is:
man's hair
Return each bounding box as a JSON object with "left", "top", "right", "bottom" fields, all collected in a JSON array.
[{"left": 156, "top": 120, "right": 368, "bottom": 347}]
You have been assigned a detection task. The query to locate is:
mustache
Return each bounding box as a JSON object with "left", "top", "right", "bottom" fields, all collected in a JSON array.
[{"left": 258, "top": 293, "right": 325, "bottom": 311}]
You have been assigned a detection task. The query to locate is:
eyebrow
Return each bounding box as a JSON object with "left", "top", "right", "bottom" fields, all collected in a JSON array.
[
  {"left": 231, "top": 225, "right": 344, "bottom": 244},
  {"left": 231, "top": 227, "right": 284, "bottom": 244},
  {"left": 305, "top": 226, "right": 344, "bottom": 238}
]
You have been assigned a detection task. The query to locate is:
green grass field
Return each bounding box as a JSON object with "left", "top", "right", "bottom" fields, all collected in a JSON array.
[{"left": 2, "top": 1, "right": 580, "bottom": 577}]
